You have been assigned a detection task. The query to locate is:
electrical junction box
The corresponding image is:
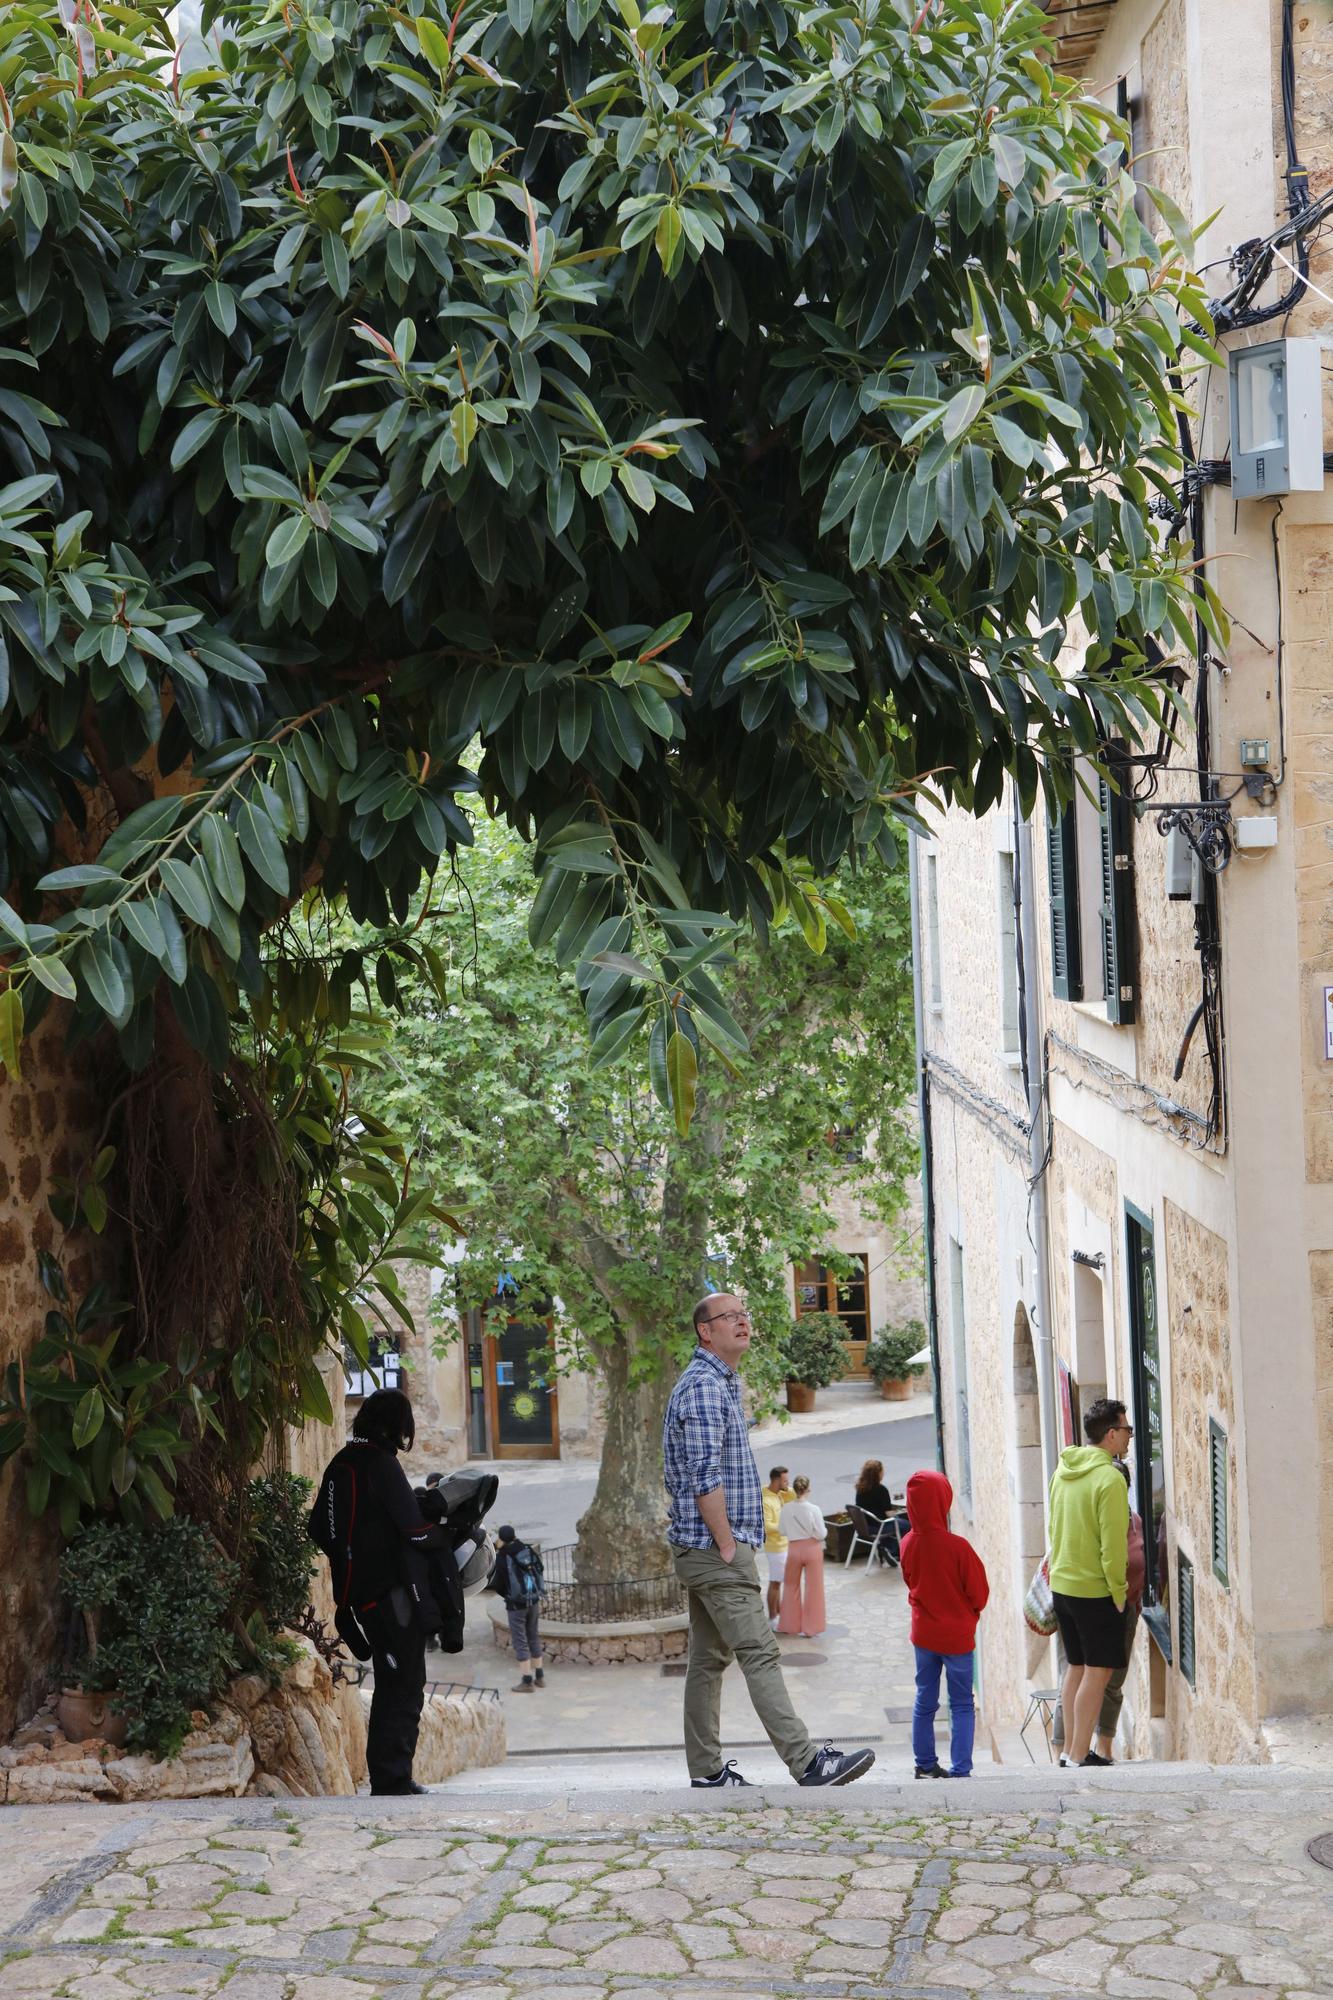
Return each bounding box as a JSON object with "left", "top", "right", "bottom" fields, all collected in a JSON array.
[
  {"left": 1228, "top": 338, "right": 1324, "bottom": 498},
  {"left": 1234, "top": 815, "right": 1278, "bottom": 850},
  {"left": 1165, "top": 823, "right": 1203, "bottom": 902},
  {"left": 1239, "top": 738, "right": 1271, "bottom": 767}
]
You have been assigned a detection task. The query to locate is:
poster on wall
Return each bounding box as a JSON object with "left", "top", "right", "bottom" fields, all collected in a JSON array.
[{"left": 1057, "top": 1360, "right": 1076, "bottom": 1448}]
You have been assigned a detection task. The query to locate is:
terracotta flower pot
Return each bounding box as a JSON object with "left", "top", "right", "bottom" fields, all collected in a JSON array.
[
  {"left": 785, "top": 1381, "right": 816, "bottom": 1414},
  {"left": 878, "top": 1377, "right": 912, "bottom": 1402},
  {"left": 57, "top": 1686, "right": 128, "bottom": 1747}
]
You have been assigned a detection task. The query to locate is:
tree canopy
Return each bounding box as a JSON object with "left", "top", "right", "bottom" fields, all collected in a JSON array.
[
  {"left": 377, "top": 817, "right": 918, "bottom": 1573},
  {"left": 0, "top": 0, "right": 1217, "bottom": 1128}
]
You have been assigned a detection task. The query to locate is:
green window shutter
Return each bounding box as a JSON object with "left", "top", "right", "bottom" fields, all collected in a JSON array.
[
  {"left": 1097, "top": 762, "right": 1137, "bottom": 1024},
  {"left": 1177, "top": 1551, "right": 1196, "bottom": 1686},
  {"left": 1209, "top": 1419, "right": 1229, "bottom": 1586},
  {"left": 1046, "top": 804, "right": 1083, "bottom": 1001}
]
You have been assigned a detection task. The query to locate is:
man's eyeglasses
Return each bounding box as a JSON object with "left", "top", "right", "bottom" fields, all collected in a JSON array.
[{"left": 702, "top": 1309, "right": 751, "bottom": 1326}]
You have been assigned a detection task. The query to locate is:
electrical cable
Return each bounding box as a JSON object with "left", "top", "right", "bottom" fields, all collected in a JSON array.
[{"left": 1207, "top": 0, "right": 1311, "bottom": 333}]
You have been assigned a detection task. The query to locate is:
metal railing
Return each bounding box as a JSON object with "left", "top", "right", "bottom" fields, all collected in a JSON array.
[{"left": 533, "top": 1542, "right": 684, "bottom": 1625}]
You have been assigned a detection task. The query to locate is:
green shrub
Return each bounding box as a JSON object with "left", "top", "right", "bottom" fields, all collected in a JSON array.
[
  {"left": 247, "top": 1472, "right": 317, "bottom": 1633},
  {"left": 866, "top": 1322, "right": 930, "bottom": 1386},
  {"left": 781, "top": 1312, "right": 850, "bottom": 1390},
  {"left": 60, "top": 1518, "right": 238, "bottom": 1759}
]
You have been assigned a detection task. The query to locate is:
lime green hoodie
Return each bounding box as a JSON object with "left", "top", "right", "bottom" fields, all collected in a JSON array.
[{"left": 1047, "top": 1446, "right": 1129, "bottom": 1603}]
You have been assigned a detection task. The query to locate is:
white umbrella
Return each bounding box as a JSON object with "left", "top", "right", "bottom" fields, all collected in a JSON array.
[{"left": 907, "top": 1347, "right": 932, "bottom": 1368}]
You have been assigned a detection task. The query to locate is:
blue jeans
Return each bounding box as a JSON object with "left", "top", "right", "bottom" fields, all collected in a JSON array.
[{"left": 912, "top": 1646, "right": 975, "bottom": 1776}]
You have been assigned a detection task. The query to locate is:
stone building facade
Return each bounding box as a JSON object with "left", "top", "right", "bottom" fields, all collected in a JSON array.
[{"left": 916, "top": 0, "right": 1333, "bottom": 1761}]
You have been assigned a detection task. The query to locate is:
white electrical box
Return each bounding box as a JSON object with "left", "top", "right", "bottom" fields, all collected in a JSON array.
[
  {"left": 1228, "top": 338, "right": 1324, "bottom": 498},
  {"left": 1234, "top": 815, "right": 1278, "bottom": 850}
]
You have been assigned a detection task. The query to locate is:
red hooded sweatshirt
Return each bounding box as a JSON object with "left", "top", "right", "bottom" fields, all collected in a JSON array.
[{"left": 899, "top": 1469, "right": 990, "bottom": 1656}]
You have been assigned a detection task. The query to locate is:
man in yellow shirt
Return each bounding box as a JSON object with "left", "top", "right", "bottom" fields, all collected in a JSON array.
[{"left": 762, "top": 1465, "right": 794, "bottom": 1625}]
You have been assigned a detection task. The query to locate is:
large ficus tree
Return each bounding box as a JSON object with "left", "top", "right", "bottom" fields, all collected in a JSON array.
[
  {"left": 0, "top": 0, "right": 1215, "bottom": 1483},
  {"left": 378, "top": 822, "right": 917, "bottom": 1580}
]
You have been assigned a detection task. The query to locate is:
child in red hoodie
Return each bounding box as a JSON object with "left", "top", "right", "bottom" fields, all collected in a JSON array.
[{"left": 899, "top": 1470, "right": 989, "bottom": 1778}]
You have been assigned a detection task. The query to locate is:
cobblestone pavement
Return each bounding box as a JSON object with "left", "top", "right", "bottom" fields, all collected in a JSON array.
[{"left": 3, "top": 1771, "right": 1332, "bottom": 1999}]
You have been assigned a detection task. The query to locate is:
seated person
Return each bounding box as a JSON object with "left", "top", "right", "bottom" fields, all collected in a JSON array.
[{"left": 853, "top": 1458, "right": 893, "bottom": 1522}]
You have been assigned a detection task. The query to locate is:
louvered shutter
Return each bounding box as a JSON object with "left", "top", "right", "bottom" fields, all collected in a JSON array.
[
  {"left": 1209, "top": 1420, "right": 1229, "bottom": 1586},
  {"left": 1046, "top": 804, "right": 1083, "bottom": 1001},
  {"left": 1097, "top": 764, "right": 1137, "bottom": 1024},
  {"left": 1177, "top": 1552, "right": 1196, "bottom": 1687}
]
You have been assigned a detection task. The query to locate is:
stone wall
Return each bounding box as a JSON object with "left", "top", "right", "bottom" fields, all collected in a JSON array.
[
  {"left": 408, "top": 1689, "right": 506, "bottom": 1781},
  {"left": 0, "top": 1016, "right": 108, "bottom": 1743}
]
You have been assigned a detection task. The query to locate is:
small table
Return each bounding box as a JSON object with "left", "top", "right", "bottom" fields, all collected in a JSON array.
[{"left": 1020, "top": 1687, "right": 1061, "bottom": 1762}]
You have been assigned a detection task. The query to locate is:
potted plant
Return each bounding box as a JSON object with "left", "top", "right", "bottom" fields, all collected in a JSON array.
[
  {"left": 867, "top": 1321, "right": 930, "bottom": 1402},
  {"left": 59, "top": 1517, "right": 240, "bottom": 1758},
  {"left": 781, "top": 1311, "right": 849, "bottom": 1413}
]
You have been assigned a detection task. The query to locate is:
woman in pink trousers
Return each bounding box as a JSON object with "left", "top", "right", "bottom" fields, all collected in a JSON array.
[{"left": 777, "top": 1475, "right": 827, "bottom": 1637}]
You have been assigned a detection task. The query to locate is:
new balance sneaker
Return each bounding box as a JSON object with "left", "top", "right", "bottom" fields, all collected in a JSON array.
[
  {"left": 799, "top": 1744, "right": 876, "bottom": 1787},
  {"left": 690, "top": 1761, "right": 751, "bottom": 1787}
]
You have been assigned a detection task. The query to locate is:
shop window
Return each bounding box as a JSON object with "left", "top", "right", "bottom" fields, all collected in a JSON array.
[
  {"left": 948, "top": 1237, "right": 972, "bottom": 1509},
  {"left": 1177, "top": 1551, "right": 1196, "bottom": 1687},
  {"left": 1046, "top": 748, "right": 1137, "bottom": 1023},
  {"left": 345, "top": 1334, "right": 401, "bottom": 1401},
  {"left": 1126, "top": 1203, "right": 1170, "bottom": 1660},
  {"left": 1209, "top": 1418, "right": 1229, "bottom": 1587}
]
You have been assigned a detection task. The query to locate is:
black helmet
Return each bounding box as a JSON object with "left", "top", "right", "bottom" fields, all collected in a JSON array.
[{"left": 352, "top": 1388, "right": 415, "bottom": 1454}]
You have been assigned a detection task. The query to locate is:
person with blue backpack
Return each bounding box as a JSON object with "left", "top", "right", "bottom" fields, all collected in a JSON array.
[{"left": 494, "top": 1524, "right": 546, "bottom": 1691}]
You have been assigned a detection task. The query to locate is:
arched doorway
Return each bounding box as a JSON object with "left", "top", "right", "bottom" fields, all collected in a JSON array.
[{"left": 1012, "top": 1304, "right": 1045, "bottom": 1585}]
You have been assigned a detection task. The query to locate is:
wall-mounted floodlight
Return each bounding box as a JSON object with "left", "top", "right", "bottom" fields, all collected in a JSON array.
[{"left": 1228, "top": 337, "right": 1323, "bottom": 499}]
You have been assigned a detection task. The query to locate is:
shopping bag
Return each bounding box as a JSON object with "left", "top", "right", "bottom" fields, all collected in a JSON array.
[{"left": 1023, "top": 1554, "right": 1058, "bottom": 1637}]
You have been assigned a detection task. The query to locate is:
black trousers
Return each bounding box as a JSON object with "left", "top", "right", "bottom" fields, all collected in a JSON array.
[{"left": 363, "top": 1599, "right": 427, "bottom": 1793}]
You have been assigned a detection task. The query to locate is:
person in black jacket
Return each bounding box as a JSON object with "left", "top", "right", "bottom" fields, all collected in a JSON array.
[
  {"left": 309, "top": 1389, "right": 435, "bottom": 1796},
  {"left": 492, "top": 1525, "right": 545, "bottom": 1692}
]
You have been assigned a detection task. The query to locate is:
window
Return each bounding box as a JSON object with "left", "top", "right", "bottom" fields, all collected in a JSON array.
[
  {"left": 345, "top": 1334, "right": 401, "bottom": 1401},
  {"left": 948, "top": 1238, "right": 972, "bottom": 1508},
  {"left": 793, "top": 1256, "right": 870, "bottom": 1348},
  {"left": 1126, "top": 1203, "right": 1169, "bottom": 1657},
  {"left": 997, "top": 849, "right": 1019, "bottom": 1056},
  {"left": 1177, "top": 1551, "right": 1196, "bottom": 1687},
  {"left": 1209, "top": 1419, "right": 1229, "bottom": 1587},
  {"left": 1046, "top": 751, "right": 1137, "bottom": 1023},
  {"left": 926, "top": 851, "right": 942, "bottom": 1010}
]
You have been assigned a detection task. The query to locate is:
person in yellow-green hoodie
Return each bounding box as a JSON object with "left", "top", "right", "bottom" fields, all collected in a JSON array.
[{"left": 1047, "top": 1396, "right": 1133, "bottom": 1768}]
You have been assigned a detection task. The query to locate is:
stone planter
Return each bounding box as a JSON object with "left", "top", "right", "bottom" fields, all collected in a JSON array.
[
  {"left": 877, "top": 1377, "right": 913, "bottom": 1402},
  {"left": 56, "top": 1687, "right": 128, "bottom": 1748},
  {"left": 785, "top": 1381, "right": 816, "bottom": 1414},
  {"left": 487, "top": 1596, "right": 688, "bottom": 1665},
  {"left": 824, "top": 1517, "right": 854, "bottom": 1563}
]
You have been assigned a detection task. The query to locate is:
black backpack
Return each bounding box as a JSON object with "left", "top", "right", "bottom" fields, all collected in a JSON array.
[{"left": 508, "top": 1543, "right": 545, "bottom": 1603}]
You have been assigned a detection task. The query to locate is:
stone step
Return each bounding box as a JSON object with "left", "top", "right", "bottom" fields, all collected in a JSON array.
[{"left": 434, "top": 1740, "right": 1333, "bottom": 1812}]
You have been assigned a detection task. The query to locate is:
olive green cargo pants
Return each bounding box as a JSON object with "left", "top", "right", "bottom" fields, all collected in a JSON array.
[{"left": 671, "top": 1542, "right": 815, "bottom": 1781}]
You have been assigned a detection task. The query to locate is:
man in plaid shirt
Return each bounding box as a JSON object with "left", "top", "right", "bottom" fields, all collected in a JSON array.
[{"left": 663, "top": 1292, "right": 875, "bottom": 1790}]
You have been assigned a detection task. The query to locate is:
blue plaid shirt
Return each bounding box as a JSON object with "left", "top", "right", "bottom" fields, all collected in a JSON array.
[{"left": 663, "top": 1346, "right": 764, "bottom": 1551}]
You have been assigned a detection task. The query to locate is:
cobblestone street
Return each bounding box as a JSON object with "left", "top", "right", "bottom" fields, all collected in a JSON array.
[{"left": 3, "top": 1771, "right": 1332, "bottom": 2000}]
